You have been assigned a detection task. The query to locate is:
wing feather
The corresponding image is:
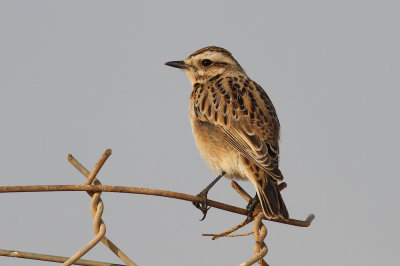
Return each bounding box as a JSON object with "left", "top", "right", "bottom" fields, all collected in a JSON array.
[{"left": 192, "top": 76, "right": 283, "bottom": 181}]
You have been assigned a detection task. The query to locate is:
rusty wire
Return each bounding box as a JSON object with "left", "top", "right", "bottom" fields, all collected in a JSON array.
[
  {"left": 0, "top": 249, "right": 124, "bottom": 266},
  {"left": 0, "top": 185, "right": 314, "bottom": 228},
  {"left": 201, "top": 181, "right": 315, "bottom": 265},
  {"left": 63, "top": 150, "right": 137, "bottom": 266},
  {"left": 0, "top": 148, "right": 314, "bottom": 265},
  {"left": 202, "top": 181, "right": 281, "bottom": 265},
  {"left": 0, "top": 149, "right": 137, "bottom": 265},
  {"left": 238, "top": 212, "right": 269, "bottom": 266}
]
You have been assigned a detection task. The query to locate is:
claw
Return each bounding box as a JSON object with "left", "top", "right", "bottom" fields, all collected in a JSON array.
[
  {"left": 193, "top": 191, "right": 210, "bottom": 221},
  {"left": 245, "top": 195, "right": 259, "bottom": 222},
  {"left": 192, "top": 172, "right": 225, "bottom": 221},
  {"left": 199, "top": 206, "right": 211, "bottom": 221}
]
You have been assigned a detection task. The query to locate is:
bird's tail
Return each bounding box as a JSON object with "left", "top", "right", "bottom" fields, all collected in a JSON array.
[
  {"left": 256, "top": 177, "right": 289, "bottom": 221},
  {"left": 239, "top": 155, "right": 289, "bottom": 220}
]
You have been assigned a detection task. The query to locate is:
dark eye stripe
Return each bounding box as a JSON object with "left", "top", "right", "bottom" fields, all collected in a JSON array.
[{"left": 213, "top": 62, "right": 228, "bottom": 66}]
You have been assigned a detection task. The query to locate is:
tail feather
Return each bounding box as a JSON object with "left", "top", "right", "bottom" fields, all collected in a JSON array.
[
  {"left": 277, "top": 187, "right": 289, "bottom": 219},
  {"left": 239, "top": 154, "right": 289, "bottom": 221},
  {"left": 256, "top": 178, "right": 289, "bottom": 221}
]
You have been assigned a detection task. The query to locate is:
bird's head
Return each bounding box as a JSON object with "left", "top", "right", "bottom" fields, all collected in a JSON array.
[{"left": 165, "top": 46, "right": 245, "bottom": 84}]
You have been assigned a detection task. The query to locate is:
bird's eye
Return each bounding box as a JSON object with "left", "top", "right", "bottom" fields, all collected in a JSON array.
[{"left": 201, "top": 59, "right": 212, "bottom": 67}]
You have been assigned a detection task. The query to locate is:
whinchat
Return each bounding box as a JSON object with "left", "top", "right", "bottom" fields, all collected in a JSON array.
[{"left": 165, "top": 46, "right": 289, "bottom": 221}]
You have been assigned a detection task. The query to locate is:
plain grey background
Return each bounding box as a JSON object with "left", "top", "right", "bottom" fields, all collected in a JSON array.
[{"left": 1, "top": 1, "right": 399, "bottom": 265}]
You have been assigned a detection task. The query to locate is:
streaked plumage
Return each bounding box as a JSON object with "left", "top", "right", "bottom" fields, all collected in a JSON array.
[{"left": 166, "top": 46, "right": 289, "bottom": 221}]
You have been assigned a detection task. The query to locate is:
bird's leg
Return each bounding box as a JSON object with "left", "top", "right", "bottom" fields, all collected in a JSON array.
[
  {"left": 245, "top": 194, "right": 260, "bottom": 222},
  {"left": 193, "top": 171, "right": 226, "bottom": 221}
]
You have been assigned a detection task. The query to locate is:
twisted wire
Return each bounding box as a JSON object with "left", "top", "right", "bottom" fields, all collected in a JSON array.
[
  {"left": 0, "top": 149, "right": 315, "bottom": 265},
  {"left": 65, "top": 150, "right": 137, "bottom": 266}
]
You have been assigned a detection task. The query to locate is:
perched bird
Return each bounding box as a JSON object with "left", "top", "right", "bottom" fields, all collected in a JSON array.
[{"left": 165, "top": 46, "right": 289, "bottom": 221}]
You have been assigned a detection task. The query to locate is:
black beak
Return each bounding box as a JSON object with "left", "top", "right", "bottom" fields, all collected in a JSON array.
[{"left": 165, "top": 60, "right": 188, "bottom": 69}]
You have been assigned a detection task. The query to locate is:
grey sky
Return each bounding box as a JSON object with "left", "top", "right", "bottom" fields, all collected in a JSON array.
[{"left": 1, "top": 1, "right": 399, "bottom": 265}]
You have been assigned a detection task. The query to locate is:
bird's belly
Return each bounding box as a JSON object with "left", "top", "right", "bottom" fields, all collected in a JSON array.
[{"left": 190, "top": 119, "right": 247, "bottom": 180}]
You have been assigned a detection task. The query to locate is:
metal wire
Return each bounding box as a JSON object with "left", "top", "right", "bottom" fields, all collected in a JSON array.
[
  {"left": 227, "top": 182, "right": 268, "bottom": 266},
  {"left": 0, "top": 249, "right": 124, "bottom": 266},
  {"left": 64, "top": 150, "right": 137, "bottom": 266},
  {"left": 250, "top": 213, "right": 269, "bottom": 266},
  {"left": 0, "top": 149, "right": 315, "bottom": 265},
  {"left": 0, "top": 149, "right": 137, "bottom": 265}
]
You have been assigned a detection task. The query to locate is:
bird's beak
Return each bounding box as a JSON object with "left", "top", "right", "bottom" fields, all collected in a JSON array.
[{"left": 165, "top": 60, "right": 189, "bottom": 69}]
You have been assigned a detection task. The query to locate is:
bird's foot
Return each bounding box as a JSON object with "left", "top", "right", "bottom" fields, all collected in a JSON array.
[
  {"left": 192, "top": 172, "right": 225, "bottom": 221},
  {"left": 245, "top": 195, "right": 260, "bottom": 222},
  {"left": 193, "top": 190, "right": 210, "bottom": 221}
]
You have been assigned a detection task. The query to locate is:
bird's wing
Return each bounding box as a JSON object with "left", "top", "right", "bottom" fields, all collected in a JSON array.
[{"left": 192, "top": 75, "right": 283, "bottom": 181}]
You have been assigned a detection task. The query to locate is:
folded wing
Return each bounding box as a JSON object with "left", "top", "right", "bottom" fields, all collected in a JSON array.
[{"left": 191, "top": 76, "right": 283, "bottom": 181}]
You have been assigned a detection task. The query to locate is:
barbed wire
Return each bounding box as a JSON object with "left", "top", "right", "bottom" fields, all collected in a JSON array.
[{"left": 0, "top": 149, "right": 314, "bottom": 265}]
